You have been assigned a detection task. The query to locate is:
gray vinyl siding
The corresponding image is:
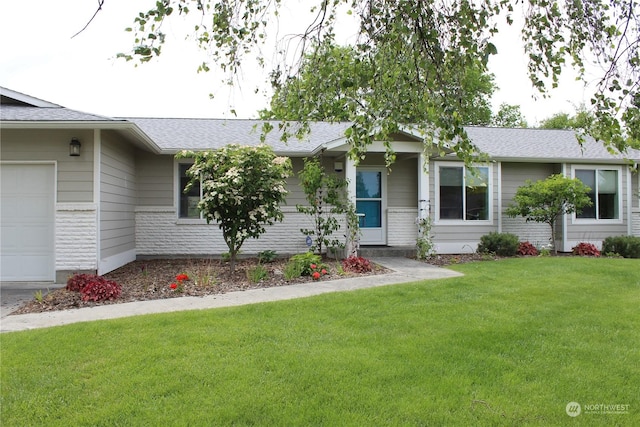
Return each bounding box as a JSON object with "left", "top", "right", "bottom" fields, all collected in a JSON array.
[
  {"left": 633, "top": 171, "right": 639, "bottom": 209},
  {"left": 285, "top": 157, "right": 308, "bottom": 207},
  {"left": 358, "top": 153, "right": 417, "bottom": 208},
  {"left": 568, "top": 221, "right": 628, "bottom": 242},
  {"left": 500, "top": 162, "right": 558, "bottom": 206},
  {"left": 0, "top": 129, "right": 94, "bottom": 202},
  {"left": 282, "top": 156, "right": 347, "bottom": 208},
  {"left": 429, "top": 159, "right": 499, "bottom": 244},
  {"left": 100, "top": 132, "right": 136, "bottom": 259},
  {"left": 500, "top": 162, "right": 559, "bottom": 246},
  {"left": 136, "top": 153, "right": 174, "bottom": 206},
  {"left": 387, "top": 157, "right": 417, "bottom": 208}
]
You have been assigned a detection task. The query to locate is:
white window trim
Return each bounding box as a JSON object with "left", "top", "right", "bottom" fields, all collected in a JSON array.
[
  {"left": 571, "top": 164, "right": 624, "bottom": 225},
  {"left": 175, "top": 159, "right": 205, "bottom": 223},
  {"left": 434, "top": 162, "right": 493, "bottom": 224}
]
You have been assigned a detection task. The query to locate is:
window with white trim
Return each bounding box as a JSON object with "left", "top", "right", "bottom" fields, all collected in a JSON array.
[
  {"left": 575, "top": 168, "right": 620, "bottom": 220},
  {"left": 437, "top": 164, "right": 490, "bottom": 221},
  {"left": 178, "top": 163, "right": 202, "bottom": 219}
]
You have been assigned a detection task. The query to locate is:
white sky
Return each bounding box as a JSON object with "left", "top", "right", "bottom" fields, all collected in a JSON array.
[{"left": 0, "top": 0, "right": 594, "bottom": 124}]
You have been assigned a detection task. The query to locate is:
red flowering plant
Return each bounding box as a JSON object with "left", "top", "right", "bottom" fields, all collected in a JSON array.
[
  {"left": 309, "top": 263, "right": 329, "bottom": 280},
  {"left": 170, "top": 273, "right": 190, "bottom": 292}
]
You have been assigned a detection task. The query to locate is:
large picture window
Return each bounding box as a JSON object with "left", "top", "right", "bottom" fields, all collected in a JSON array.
[
  {"left": 438, "top": 164, "right": 489, "bottom": 221},
  {"left": 179, "top": 163, "right": 202, "bottom": 219},
  {"left": 575, "top": 168, "right": 619, "bottom": 220}
]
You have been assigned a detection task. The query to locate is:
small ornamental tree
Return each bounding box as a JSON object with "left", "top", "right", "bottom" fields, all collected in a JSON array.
[
  {"left": 177, "top": 145, "right": 292, "bottom": 272},
  {"left": 505, "top": 174, "right": 592, "bottom": 253},
  {"left": 297, "top": 157, "right": 352, "bottom": 255}
]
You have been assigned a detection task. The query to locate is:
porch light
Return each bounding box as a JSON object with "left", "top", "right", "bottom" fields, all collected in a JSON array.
[{"left": 69, "top": 138, "right": 81, "bottom": 156}]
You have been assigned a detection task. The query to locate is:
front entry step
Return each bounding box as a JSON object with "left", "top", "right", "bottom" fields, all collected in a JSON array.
[{"left": 359, "top": 246, "right": 416, "bottom": 258}]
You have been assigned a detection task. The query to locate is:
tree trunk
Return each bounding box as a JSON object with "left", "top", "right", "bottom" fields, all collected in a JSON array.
[{"left": 548, "top": 221, "right": 557, "bottom": 255}]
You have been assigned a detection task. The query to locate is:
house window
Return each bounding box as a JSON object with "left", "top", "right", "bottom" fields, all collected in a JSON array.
[
  {"left": 575, "top": 168, "right": 619, "bottom": 220},
  {"left": 179, "top": 163, "right": 201, "bottom": 219},
  {"left": 438, "top": 164, "right": 489, "bottom": 221}
]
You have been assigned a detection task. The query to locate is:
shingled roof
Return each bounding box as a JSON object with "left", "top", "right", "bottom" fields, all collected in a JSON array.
[
  {"left": 1, "top": 105, "right": 122, "bottom": 122},
  {"left": 464, "top": 127, "right": 640, "bottom": 162},
  {"left": 2, "top": 86, "right": 638, "bottom": 161},
  {"left": 0, "top": 87, "right": 120, "bottom": 122},
  {"left": 123, "top": 118, "right": 352, "bottom": 155}
]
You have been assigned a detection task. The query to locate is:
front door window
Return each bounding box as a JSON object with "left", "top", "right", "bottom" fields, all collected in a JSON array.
[
  {"left": 356, "top": 171, "right": 382, "bottom": 228},
  {"left": 356, "top": 169, "right": 385, "bottom": 244}
]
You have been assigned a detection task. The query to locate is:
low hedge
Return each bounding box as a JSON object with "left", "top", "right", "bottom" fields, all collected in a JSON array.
[{"left": 602, "top": 236, "right": 640, "bottom": 258}]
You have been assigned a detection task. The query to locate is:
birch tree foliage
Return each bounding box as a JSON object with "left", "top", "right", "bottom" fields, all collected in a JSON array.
[
  {"left": 258, "top": 43, "right": 496, "bottom": 125},
  {"left": 119, "top": 0, "right": 640, "bottom": 163}
]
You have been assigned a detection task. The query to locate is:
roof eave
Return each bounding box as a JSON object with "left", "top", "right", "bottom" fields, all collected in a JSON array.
[
  {"left": 1, "top": 120, "right": 162, "bottom": 154},
  {"left": 485, "top": 156, "right": 636, "bottom": 164}
]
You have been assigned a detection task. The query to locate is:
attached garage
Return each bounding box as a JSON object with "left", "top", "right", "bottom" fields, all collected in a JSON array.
[{"left": 0, "top": 163, "right": 56, "bottom": 281}]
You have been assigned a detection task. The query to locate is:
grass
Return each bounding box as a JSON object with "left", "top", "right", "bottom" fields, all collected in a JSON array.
[{"left": 1, "top": 257, "right": 639, "bottom": 426}]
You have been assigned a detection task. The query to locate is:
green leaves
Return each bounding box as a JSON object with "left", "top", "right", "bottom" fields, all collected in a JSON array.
[
  {"left": 125, "top": 0, "right": 639, "bottom": 159},
  {"left": 176, "top": 145, "right": 292, "bottom": 271},
  {"left": 296, "top": 157, "right": 350, "bottom": 254},
  {"left": 506, "top": 174, "right": 593, "bottom": 251}
]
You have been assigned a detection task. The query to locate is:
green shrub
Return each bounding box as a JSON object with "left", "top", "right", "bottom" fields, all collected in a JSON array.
[
  {"left": 257, "top": 250, "right": 278, "bottom": 263},
  {"left": 602, "top": 236, "right": 640, "bottom": 259},
  {"left": 288, "top": 252, "right": 322, "bottom": 276},
  {"left": 477, "top": 232, "right": 519, "bottom": 257}
]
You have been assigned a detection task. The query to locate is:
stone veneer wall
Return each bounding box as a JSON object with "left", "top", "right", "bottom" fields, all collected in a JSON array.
[
  {"left": 135, "top": 206, "right": 341, "bottom": 256},
  {"left": 56, "top": 203, "right": 98, "bottom": 278}
]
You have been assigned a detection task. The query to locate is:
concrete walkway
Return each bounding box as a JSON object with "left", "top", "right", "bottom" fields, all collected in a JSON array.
[{"left": 0, "top": 258, "right": 462, "bottom": 333}]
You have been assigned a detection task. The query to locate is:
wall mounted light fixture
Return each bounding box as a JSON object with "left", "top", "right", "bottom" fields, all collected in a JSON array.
[{"left": 69, "top": 138, "right": 81, "bottom": 156}]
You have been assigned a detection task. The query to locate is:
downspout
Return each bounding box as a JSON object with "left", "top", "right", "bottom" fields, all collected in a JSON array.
[
  {"left": 418, "top": 151, "right": 430, "bottom": 222},
  {"left": 561, "top": 163, "right": 569, "bottom": 252},
  {"left": 93, "top": 129, "right": 101, "bottom": 274},
  {"left": 417, "top": 151, "right": 430, "bottom": 256},
  {"left": 627, "top": 166, "right": 633, "bottom": 236},
  {"left": 497, "top": 162, "right": 502, "bottom": 233},
  {"left": 345, "top": 155, "right": 358, "bottom": 256}
]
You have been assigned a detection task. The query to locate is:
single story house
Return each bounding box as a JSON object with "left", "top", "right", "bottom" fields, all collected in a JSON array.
[{"left": 1, "top": 87, "right": 639, "bottom": 282}]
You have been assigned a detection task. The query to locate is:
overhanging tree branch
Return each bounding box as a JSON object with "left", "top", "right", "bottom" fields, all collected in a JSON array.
[{"left": 71, "top": 0, "right": 105, "bottom": 39}]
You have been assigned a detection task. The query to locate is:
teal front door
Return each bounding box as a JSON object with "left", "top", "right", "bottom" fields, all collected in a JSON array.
[{"left": 356, "top": 168, "right": 386, "bottom": 244}]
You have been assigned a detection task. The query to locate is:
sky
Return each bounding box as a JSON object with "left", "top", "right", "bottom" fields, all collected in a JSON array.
[{"left": 0, "top": 0, "right": 594, "bottom": 124}]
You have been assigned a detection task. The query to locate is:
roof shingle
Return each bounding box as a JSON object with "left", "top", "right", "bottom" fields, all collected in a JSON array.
[{"left": 124, "top": 118, "right": 351, "bottom": 154}]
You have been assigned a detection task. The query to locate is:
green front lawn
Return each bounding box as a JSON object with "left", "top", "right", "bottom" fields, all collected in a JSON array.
[{"left": 1, "top": 257, "right": 638, "bottom": 426}]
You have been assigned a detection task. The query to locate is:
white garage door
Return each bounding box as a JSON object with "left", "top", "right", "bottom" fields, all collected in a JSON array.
[{"left": 1, "top": 164, "right": 55, "bottom": 281}]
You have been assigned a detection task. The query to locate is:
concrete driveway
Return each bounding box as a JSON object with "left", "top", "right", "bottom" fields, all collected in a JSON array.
[{"left": 0, "top": 282, "right": 65, "bottom": 318}]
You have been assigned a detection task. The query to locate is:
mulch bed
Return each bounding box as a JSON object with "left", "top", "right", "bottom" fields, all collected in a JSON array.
[
  {"left": 11, "top": 253, "right": 515, "bottom": 316},
  {"left": 11, "top": 257, "right": 391, "bottom": 315}
]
